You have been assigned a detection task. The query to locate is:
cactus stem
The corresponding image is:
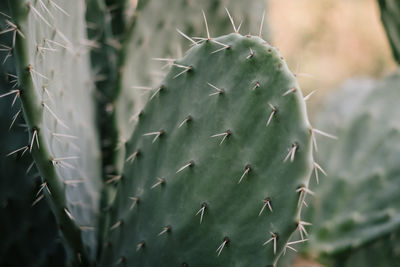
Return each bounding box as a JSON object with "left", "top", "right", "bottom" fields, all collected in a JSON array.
[
  {"left": 176, "top": 161, "right": 194, "bottom": 173},
  {"left": 238, "top": 164, "right": 251, "bottom": 184},
  {"left": 266, "top": 103, "right": 277, "bottom": 126},
  {"left": 195, "top": 203, "right": 207, "bottom": 224},
  {"left": 216, "top": 237, "right": 230, "bottom": 256},
  {"left": 263, "top": 232, "right": 278, "bottom": 254},
  {"left": 284, "top": 143, "right": 298, "bottom": 162},
  {"left": 211, "top": 129, "right": 231, "bottom": 145},
  {"left": 176, "top": 28, "right": 197, "bottom": 46},
  {"left": 259, "top": 197, "right": 273, "bottom": 216},
  {"left": 207, "top": 82, "right": 224, "bottom": 96},
  {"left": 201, "top": 10, "right": 211, "bottom": 40},
  {"left": 143, "top": 130, "right": 164, "bottom": 143},
  {"left": 151, "top": 178, "right": 165, "bottom": 189}
]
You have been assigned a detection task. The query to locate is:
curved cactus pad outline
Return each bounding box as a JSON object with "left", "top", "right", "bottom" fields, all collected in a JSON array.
[{"left": 101, "top": 33, "right": 314, "bottom": 267}]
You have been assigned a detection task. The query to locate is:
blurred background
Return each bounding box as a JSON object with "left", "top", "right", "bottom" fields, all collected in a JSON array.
[
  {"left": 268, "top": 1, "right": 396, "bottom": 266},
  {"left": 268, "top": 0, "right": 396, "bottom": 112}
]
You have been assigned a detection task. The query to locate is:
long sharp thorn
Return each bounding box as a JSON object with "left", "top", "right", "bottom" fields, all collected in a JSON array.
[
  {"left": 28, "top": 3, "right": 52, "bottom": 28},
  {"left": 313, "top": 162, "right": 327, "bottom": 184},
  {"left": 49, "top": 0, "right": 70, "bottom": 16},
  {"left": 216, "top": 238, "right": 229, "bottom": 256},
  {"left": 195, "top": 203, "right": 206, "bottom": 224},
  {"left": 129, "top": 197, "right": 139, "bottom": 210},
  {"left": 9, "top": 109, "right": 21, "bottom": 130},
  {"left": 304, "top": 90, "right": 317, "bottom": 101},
  {"left": 263, "top": 232, "right": 277, "bottom": 254},
  {"left": 176, "top": 161, "right": 193, "bottom": 173},
  {"left": 202, "top": 10, "right": 211, "bottom": 40},
  {"left": 225, "top": 8, "right": 237, "bottom": 33},
  {"left": 42, "top": 103, "right": 69, "bottom": 129},
  {"left": 259, "top": 11, "right": 265, "bottom": 38},
  {"left": 151, "top": 178, "right": 164, "bottom": 189},
  {"left": 0, "top": 89, "right": 19, "bottom": 98},
  {"left": 313, "top": 128, "right": 338, "bottom": 140},
  {"left": 0, "top": 11, "right": 10, "bottom": 18},
  {"left": 176, "top": 28, "right": 197, "bottom": 45},
  {"left": 31, "top": 194, "right": 44, "bottom": 207},
  {"left": 6, "top": 145, "right": 29, "bottom": 157},
  {"left": 238, "top": 165, "right": 251, "bottom": 184},
  {"left": 150, "top": 85, "right": 163, "bottom": 100}
]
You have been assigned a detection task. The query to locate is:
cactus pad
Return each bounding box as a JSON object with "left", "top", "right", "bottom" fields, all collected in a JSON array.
[{"left": 101, "top": 33, "right": 313, "bottom": 266}]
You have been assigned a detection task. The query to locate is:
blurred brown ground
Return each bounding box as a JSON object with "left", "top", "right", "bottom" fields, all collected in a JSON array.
[
  {"left": 268, "top": 0, "right": 396, "bottom": 98},
  {"left": 269, "top": 0, "right": 396, "bottom": 265}
]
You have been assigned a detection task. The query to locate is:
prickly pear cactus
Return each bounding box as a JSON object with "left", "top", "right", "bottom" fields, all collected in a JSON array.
[
  {"left": 7, "top": 0, "right": 101, "bottom": 264},
  {"left": 307, "top": 72, "right": 400, "bottom": 264},
  {"left": 101, "top": 33, "right": 314, "bottom": 266},
  {"left": 379, "top": 0, "right": 400, "bottom": 64}
]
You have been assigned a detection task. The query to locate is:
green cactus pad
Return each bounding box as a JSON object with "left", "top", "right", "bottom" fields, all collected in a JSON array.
[
  {"left": 307, "top": 72, "right": 400, "bottom": 261},
  {"left": 379, "top": 0, "right": 400, "bottom": 64},
  {"left": 101, "top": 33, "right": 313, "bottom": 267},
  {"left": 8, "top": 0, "right": 101, "bottom": 263}
]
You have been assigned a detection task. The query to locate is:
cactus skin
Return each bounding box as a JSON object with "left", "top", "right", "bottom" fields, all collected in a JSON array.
[
  {"left": 307, "top": 73, "right": 400, "bottom": 265},
  {"left": 100, "top": 33, "right": 313, "bottom": 266},
  {"left": 7, "top": 0, "right": 102, "bottom": 264},
  {"left": 379, "top": 0, "right": 400, "bottom": 64}
]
